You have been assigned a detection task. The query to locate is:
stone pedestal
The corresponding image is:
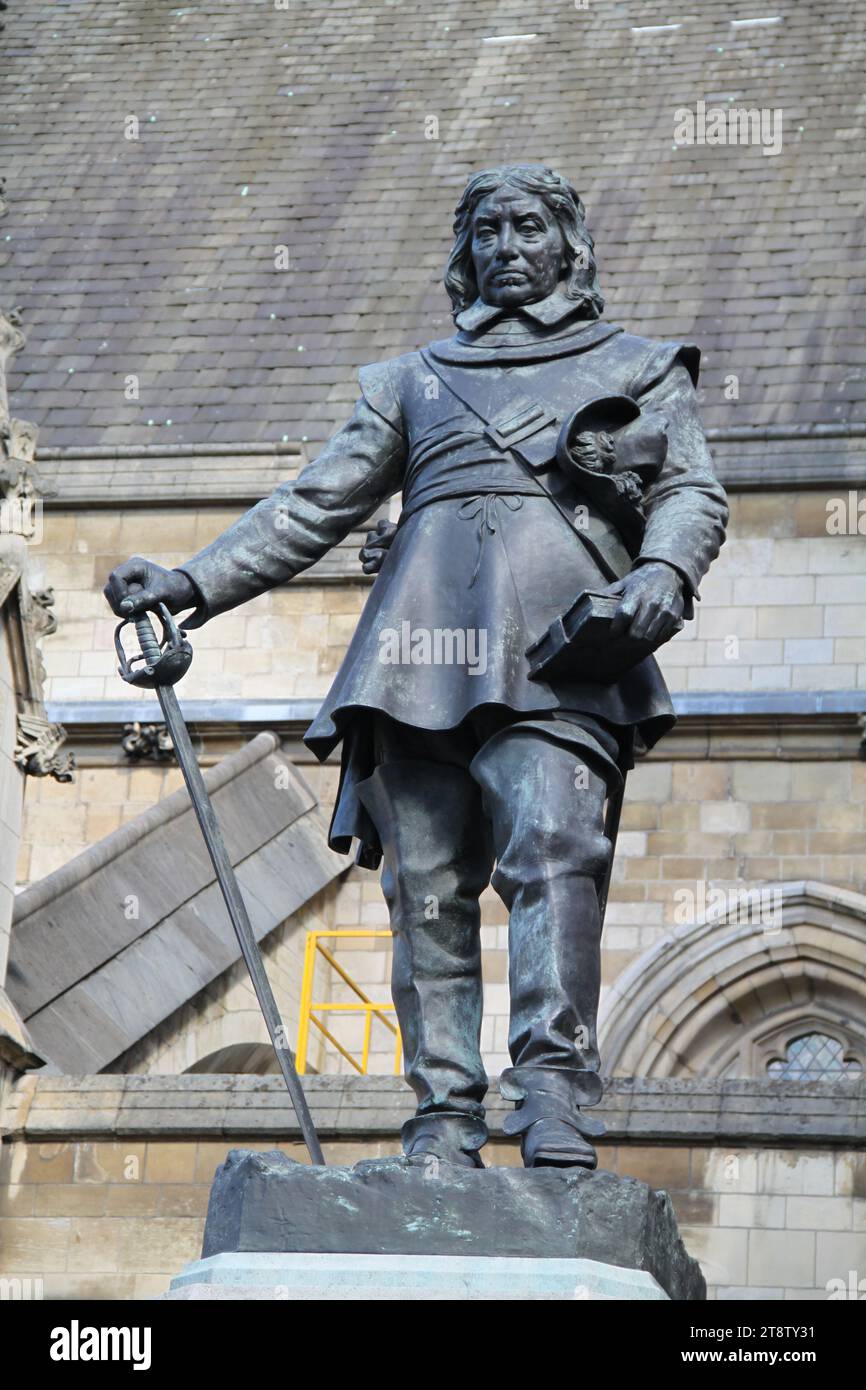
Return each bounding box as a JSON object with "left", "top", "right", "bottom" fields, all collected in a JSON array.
[
  {"left": 165, "top": 1250, "right": 669, "bottom": 1300},
  {"left": 166, "top": 1148, "right": 705, "bottom": 1301}
]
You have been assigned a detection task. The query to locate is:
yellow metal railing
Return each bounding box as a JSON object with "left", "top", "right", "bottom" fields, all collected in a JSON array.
[{"left": 296, "top": 930, "right": 402, "bottom": 1076}]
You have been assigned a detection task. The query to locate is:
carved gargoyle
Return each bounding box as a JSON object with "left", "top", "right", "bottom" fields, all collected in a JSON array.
[
  {"left": 14, "top": 714, "right": 75, "bottom": 782},
  {"left": 122, "top": 721, "right": 175, "bottom": 763}
]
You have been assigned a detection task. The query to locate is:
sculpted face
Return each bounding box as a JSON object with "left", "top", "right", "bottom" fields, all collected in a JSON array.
[{"left": 471, "top": 187, "right": 566, "bottom": 308}]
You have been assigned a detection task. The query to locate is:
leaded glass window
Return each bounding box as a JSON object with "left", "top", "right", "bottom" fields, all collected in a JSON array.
[{"left": 766, "top": 1032, "right": 863, "bottom": 1080}]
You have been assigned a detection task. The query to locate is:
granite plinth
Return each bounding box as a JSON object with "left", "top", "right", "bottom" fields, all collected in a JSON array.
[
  {"left": 197, "top": 1150, "right": 705, "bottom": 1301},
  {"left": 164, "top": 1250, "right": 669, "bottom": 1300}
]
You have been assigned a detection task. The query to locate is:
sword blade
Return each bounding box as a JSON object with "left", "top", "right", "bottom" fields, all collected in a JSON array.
[{"left": 156, "top": 684, "right": 325, "bottom": 1165}]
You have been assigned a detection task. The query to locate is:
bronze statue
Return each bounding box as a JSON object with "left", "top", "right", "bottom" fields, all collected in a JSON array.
[{"left": 105, "top": 165, "right": 727, "bottom": 1171}]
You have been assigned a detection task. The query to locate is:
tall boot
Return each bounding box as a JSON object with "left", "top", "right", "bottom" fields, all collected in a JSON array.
[
  {"left": 470, "top": 726, "right": 613, "bottom": 1169},
  {"left": 356, "top": 758, "right": 495, "bottom": 1167},
  {"left": 500, "top": 871, "right": 608, "bottom": 1170}
]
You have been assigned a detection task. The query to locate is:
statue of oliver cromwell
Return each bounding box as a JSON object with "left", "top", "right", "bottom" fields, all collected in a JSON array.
[{"left": 106, "top": 165, "right": 728, "bottom": 1172}]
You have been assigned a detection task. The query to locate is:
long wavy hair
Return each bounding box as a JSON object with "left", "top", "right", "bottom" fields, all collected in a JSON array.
[{"left": 444, "top": 164, "right": 605, "bottom": 323}]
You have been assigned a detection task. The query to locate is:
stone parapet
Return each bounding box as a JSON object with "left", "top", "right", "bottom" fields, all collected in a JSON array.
[{"left": 3, "top": 1073, "right": 864, "bottom": 1146}]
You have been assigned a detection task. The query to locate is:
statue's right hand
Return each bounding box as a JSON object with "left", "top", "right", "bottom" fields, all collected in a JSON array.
[
  {"left": 103, "top": 557, "right": 196, "bottom": 618},
  {"left": 358, "top": 518, "right": 397, "bottom": 575}
]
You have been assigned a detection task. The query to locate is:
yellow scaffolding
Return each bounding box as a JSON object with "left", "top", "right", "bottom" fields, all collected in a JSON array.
[{"left": 296, "top": 930, "right": 402, "bottom": 1076}]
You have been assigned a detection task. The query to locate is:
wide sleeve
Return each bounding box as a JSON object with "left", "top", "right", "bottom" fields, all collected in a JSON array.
[
  {"left": 176, "top": 392, "right": 407, "bottom": 626},
  {"left": 631, "top": 356, "right": 729, "bottom": 616}
]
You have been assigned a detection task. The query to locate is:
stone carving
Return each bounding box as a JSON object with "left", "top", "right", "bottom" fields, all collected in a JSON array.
[
  {"left": 0, "top": 305, "right": 26, "bottom": 423},
  {"left": 30, "top": 586, "right": 57, "bottom": 637},
  {"left": 122, "top": 721, "right": 174, "bottom": 762},
  {"left": 0, "top": 413, "right": 39, "bottom": 475},
  {"left": 0, "top": 305, "right": 71, "bottom": 782},
  {"left": 14, "top": 712, "right": 74, "bottom": 782},
  {"left": 0, "top": 558, "right": 18, "bottom": 610},
  {"left": 0, "top": 425, "right": 47, "bottom": 543},
  {"left": 0, "top": 318, "right": 51, "bottom": 539}
]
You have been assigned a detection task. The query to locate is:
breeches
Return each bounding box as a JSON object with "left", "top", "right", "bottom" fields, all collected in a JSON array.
[{"left": 355, "top": 706, "right": 622, "bottom": 1121}]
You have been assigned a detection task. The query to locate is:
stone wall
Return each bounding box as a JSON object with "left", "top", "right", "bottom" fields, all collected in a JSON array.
[
  {"left": 0, "top": 603, "right": 24, "bottom": 974},
  {"left": 29, "top": 504, "right": 368, "bottom": 707},
  {"left": 1, "top": 1075, "right": 863, "bottom": 1301},
  {"left": 13, "top": 487, "right": 866, "bottom": 1081},
  {"left": 661, "top": 492, "right": 866, "bottom": 695},
  {"left": 19, "top": 490, "right": 866, "bottom": 886},
  {"left": 18, "top": 755, "right": 866, "bottom": 1082},
  {"left": 3, "top": 481, "right": 864, "bottom": 1148},
  {"left": 27, "top": 491, "right": 866, "bottom": 711}
]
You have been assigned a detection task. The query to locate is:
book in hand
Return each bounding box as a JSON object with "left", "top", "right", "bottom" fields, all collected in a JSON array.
[{"left": 526, "top": 590, "right": 658, "bottom": 685}]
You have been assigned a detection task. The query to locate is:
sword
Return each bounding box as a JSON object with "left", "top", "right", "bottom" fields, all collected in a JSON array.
[{"left": 115, "top": 601, "right": 325, "bottom": 1166}]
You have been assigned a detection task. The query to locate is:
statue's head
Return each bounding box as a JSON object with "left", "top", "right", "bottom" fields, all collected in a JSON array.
[{"left": 444, "top": 164, "right": 604, "bottom": 322}]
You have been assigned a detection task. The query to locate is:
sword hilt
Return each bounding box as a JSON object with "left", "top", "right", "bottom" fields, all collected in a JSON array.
[
  {"left": 135, "top": 612, "right": 163, "bottom": 666},
  {"left": 115, "top": 602, "right": 193, "bottom": 689}
]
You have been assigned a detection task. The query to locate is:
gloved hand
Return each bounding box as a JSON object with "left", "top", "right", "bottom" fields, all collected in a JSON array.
[
  {"left": 605, "top": 560, "right": 686, "bottom": 645},
  {"left": 358, "top": 518, "right": 397, "bottom": 575},
  {"left": 103, "top": 557, "right": 196, "bottom": 617}
]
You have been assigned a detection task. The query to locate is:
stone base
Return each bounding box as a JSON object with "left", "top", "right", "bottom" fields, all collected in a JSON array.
[
  {"left": 164, "top": 1251, "right": 668, "bottom": 1300},
  {"left": 193, "top": 1150, "right": 705, "bottom": 1300}
]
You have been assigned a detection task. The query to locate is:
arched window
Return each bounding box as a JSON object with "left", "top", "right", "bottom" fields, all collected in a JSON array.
[
  {"left": 765, "top": 1032, "right": 863, "bottom": 1081},
  {"left": 599, "top": 881, "right": 866, "bottom": 1079}
]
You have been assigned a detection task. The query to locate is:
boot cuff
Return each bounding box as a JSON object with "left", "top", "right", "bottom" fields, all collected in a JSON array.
[
  {"left": 499, "top": 1066, "right": 605, "bottom": 1141},
  {"left": 401, "top": 1112, "right": 489, "bottom": 1158},
  {"left": 500, "top": 1065, "right": 604, "bottom": 1108}
]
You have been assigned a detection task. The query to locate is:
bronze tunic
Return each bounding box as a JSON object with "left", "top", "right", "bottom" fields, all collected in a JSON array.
[{"left": 179, "top": 294, "right": 728, "bottom": 862}]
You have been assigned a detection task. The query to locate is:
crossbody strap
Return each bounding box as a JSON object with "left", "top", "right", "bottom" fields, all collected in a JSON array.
[{"left": 419, "top": 349, "right": 621, "bottom": 583}]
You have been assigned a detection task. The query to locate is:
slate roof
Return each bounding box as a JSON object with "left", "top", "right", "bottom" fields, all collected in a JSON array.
[
  {"left": 1, "top": 0, "right": 864, "bottom": 451},
  {"left": 6, "top": 733, "right": 347, "bottom": 1072}
]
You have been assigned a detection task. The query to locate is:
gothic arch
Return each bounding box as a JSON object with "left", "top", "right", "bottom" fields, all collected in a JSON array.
[
  {"left": 185, "top": 1042, "right": 278, "bottom": 1075},
  {"left": 599, "top": 881, "right": 866, "bottom": 1079}
]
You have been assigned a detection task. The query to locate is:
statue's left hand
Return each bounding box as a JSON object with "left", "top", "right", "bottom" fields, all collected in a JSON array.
[{"left": 606, "top": 560, "right": 685, "bottom": 645}]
